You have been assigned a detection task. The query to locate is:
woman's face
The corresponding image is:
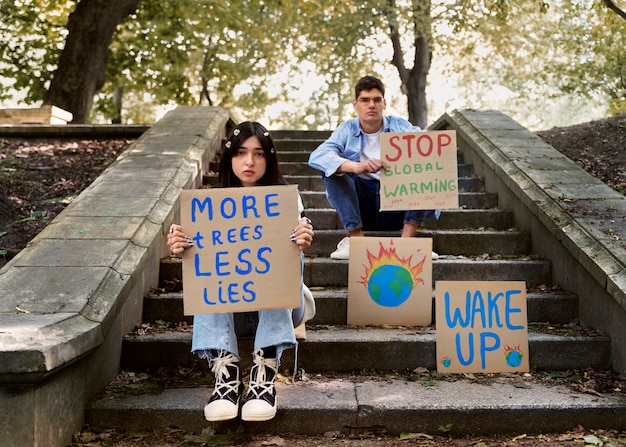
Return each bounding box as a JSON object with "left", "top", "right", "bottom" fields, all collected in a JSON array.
[{"left": 231, "top": 135, "right": 267, "bottom": 187}]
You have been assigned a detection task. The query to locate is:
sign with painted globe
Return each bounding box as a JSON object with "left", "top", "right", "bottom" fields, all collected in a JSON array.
[
  {"left": 435, "top": 281, "right": 529, "bottom": 373},
  {"left": 347, "top": 237, "right": 433, "bottom": 326}
]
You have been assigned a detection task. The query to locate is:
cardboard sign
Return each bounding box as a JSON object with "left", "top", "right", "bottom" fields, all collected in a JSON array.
[
  {"left": 379, "top": 130, "right": 459, "bottom": 211},
  {"left": 435, "top": 281, "right": 529, "bottom": 373},
  {"left": 180, "top": 185, "right": 301, "bottom": 315},
  {"left": 347, "top": 237, "right": 433, "bottom": 326}
]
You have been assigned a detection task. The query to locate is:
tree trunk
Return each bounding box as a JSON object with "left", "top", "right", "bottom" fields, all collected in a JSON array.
[
  {"left": 44, "top": 0, "right": 141, "bottom": 124},
  {"left": 386, "top": 0, "right": 432, "bottom": 129},
  {"left": 405, "top": 36, "right": 430, "bottom": 129}
]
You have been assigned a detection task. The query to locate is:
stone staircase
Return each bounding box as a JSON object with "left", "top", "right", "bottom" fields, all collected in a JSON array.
[{"left": 84, "top": 129, "right": 624, "bottom": 436}]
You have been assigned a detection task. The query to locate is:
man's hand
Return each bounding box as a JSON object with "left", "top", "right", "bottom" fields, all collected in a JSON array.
[{"left": 339, "top": 158, "right": 387, "bottom": 175}]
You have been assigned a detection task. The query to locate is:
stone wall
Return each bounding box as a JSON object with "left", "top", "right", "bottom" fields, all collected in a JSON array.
[
  {"left": 432, "top": 109, "right": 626, "bottom": 372},
  {"left": 0, "top": 107, "right": 231, "bottom": 447}
]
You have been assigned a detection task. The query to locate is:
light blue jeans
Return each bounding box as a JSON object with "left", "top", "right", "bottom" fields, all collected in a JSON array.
[
  {"left": 324, "top": 173, "right": 440, "bottom": 232},
  {"left": 192, "top": 253, "right": 305, "bottom": 365}
]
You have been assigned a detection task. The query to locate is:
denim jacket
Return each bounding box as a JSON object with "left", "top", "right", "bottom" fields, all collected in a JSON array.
[{"left": 308, "top": 116, "right": 421, "bottom": 177}]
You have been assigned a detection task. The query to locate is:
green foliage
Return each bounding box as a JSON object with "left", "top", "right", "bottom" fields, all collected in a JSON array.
[
  {"left": 1, "top": 0, "right": 624, "bottom": 126},
  {"left": 441, "top": 0, "right": 626, "bottom": 116},
  {"left": 0, "top": 0, "right": 74, "bottom": 103}
]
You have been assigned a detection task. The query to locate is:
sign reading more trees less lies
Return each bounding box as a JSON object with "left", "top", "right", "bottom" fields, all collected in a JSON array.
[
  {"left": 380, "top": 130, "right": 459, "bottom": 211},
  {"left": 180, "top": 185, "right": 301, "bottom": 315}
]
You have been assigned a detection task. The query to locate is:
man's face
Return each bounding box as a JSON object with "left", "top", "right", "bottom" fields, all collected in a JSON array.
[{"left": 353, "top": 88, "right": 386, "bottom": 127}]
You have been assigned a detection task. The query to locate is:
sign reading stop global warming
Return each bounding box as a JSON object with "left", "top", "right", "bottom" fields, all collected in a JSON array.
[
  {"left": 435, "top": 281, "right": 529, "bottom": 373},
  {"left": 179, "top": 185, "right": 301, "bottom": 315},
  {"left": 380, "top": 130, "right": 459, "bottom": 211}
]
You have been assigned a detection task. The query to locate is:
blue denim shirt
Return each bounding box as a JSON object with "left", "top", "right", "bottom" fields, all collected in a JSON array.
[{"left": 308, "top": 116, "right": 421, "bottom": 177}]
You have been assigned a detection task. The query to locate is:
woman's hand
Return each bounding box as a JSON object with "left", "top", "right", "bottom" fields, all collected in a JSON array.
[
  {"left": 167, "top": 224, "right": 193, "bottom": 257},
  {"left": 290, "top": 217, "right": 314, "bottom": 251}
]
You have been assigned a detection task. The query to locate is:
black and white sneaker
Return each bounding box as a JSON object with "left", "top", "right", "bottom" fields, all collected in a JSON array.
[
  {"left": 241, "top": 349, "right": 278, "bottom": 421},
  {"left": 204, "top": 352, "right": 243, "bottom": 421}
]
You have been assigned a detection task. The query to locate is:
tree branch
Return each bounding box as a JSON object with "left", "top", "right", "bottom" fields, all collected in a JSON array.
[
  {"left": 604, "top": 0, "right": 626, "bottom": 21},
  {"left": 385, "top": 0, "right": 409, "bottom": 85}
]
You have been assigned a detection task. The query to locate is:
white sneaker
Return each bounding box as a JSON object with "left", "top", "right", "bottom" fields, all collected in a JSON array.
[
  {"left": 330, "top": 237, "right": 350, "bottom": 260},
  {"left": 204, "top": 352, "right": 242, "bottom": 422},
  {"left": 432, "top": 251, "right": 439, "bottom": 260},
  {"left": 241, "top": 350, "right": 278, "bottom": 422}
]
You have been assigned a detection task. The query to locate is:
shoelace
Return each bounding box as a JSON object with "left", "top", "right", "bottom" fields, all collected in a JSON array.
[
  {"left": 210, "top": 352, "right": 240, "bottom": 398},
  {"left": 247, "top": 350, "right": 278, "bottom": 398}
]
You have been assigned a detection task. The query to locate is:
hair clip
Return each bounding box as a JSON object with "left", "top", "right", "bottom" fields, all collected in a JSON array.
[
  {"left": 270, "top": 147, "right": 275, "bottom": 153},
  {"left": 225, "top": 141, "right": 231, "bottom": 148},
  {"left": 263, "top": 132, "right": 269, "bottom": 137},
  {"left": 233, "top": 129, "right": 240, "bottom": 136}
]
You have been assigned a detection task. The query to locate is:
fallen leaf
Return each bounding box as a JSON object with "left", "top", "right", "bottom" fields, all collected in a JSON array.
[
  {"left": 400, "top": 432, "right": 433, "bottom": 440},
  {"left": 261, "top": 436, "right": 286, "bottom": 446}
]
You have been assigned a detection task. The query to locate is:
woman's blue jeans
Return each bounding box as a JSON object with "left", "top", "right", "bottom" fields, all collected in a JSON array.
[
  {"left": 191, "top": 254, "right": 305, "bottom": 365},
  {"left": 323, "top": 173, "right": 440, "bottom": 232}
]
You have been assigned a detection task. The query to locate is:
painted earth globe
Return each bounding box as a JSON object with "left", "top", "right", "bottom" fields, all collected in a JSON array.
[
  {"left": 367, "top": 264, "right": 413, "bottom": 307},
  {"left": 505, "top": 349, "right": 523, "bottom": 368}
]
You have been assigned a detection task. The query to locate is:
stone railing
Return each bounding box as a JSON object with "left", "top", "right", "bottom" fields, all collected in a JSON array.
[
  {"left": 432, "top": 109, "right": 626, "bottom": 371},
  {"left": 0, "top": 106, "right": 231, "bottom": 447}
]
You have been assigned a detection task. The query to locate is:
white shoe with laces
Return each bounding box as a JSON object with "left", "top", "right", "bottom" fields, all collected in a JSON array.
[
  {"left": 330, "top": 237, "right": 350, "bottom": 260},
  {"left": 331, "top": 236, "right": 439, "bottom": 260},
  {"left": 241, "top": 350, "right": 278, "bottom": 421},
  {"left": 204, "top": 351, "right": 243, "bottom": 422}
]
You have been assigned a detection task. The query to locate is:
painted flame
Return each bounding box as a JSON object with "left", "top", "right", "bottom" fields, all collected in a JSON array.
[{"left": 358, "top": 240, "right": 426, "bottom": 289}]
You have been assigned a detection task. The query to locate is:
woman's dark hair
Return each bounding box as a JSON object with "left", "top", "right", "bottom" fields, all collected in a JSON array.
[
  {"left": 355, "top": 75, "right": 385, "bottom": 99},
  {"left": 217, "top": 121, "right": 288, "bottom": 187}
]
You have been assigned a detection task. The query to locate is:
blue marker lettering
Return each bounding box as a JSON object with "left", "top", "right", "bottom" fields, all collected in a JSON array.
[
  {"left": 203, "top": 288, "right": 216, "bottom": 305},
  {"left": 211, "top": 230, "right": 223, "bottom": 245},
  {"left": 471, "top": 290, "right": 486, "bottom": 329},
  {"left": 255, "top": 247, "right": 272, "bottom": 274},
  {"left": 445, "top": 291, "right": 471, "bottom": 328},
  {"left": 480, "top": 332, "right": 500, "bottom": 369},
  {"left": 194, "top": 253, "right": 211, "bottom": 277},
  {"left": 242, "top": 195, "right": 260, "bottom": 218},
  {"left": 217, "top": 280, "right": 227, "bottom": 303},
  {"left": 191, "top": 197, "right": 213, "bottom": 222},
  {"left": 252, "top": 225, "right": 263, "bottom": 240},
  {"left": 215, "top": 251, "right": 230, "bottom": 276},
  {"left": 487, "top": 291, "right": 504, "bottom": 328},
  {"left": 243, "top": 281, "right": 256, "bottom": 302},
  {"left": 455, "top": 332, "right": 474, "bottom": 366},
  {"left": 235, "top": 249, "right": 253, "bottom": 275},
  {"left": 505, "top": 290, "right": 524, "bottom": 330},
  {"left": 228, "top": 283, "right": 240, "bottom": 303},
  {"left": 192, "top": 231, "right": 204, "bottom": 249},
  {"left": 265, "top": 193, "right": 280, "bottom": 216}
]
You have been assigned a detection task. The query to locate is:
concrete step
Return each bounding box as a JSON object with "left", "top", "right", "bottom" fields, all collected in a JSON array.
[
  {"left": 304, "top": 208, "right": 515, "bottom": 231},
  {"left": 306, "top": 229, "right": 531, "bottom": 257},
  {"left": 143, "top": 288, "right": 578, "bottom": 327},
  {"left": 300, "top": 190, "right": 498, "bottom": 209},
  {"left": 308, "top": 287, "right": 578, "bottom": 325},
  {"left": 119, "top": 326, "right": 611, "bottom": 372},
  {"left": 84, "top": 128, "right": 626, "bottom": 443},
  {"left": 158, "top": 256, "right": 553, "bottom": 290},
  {"left": 84, "top": 376, "right": 626, "bottom": 437},
  {"left": 303, "top": 257, "right": 552, "bottom": 288}
]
